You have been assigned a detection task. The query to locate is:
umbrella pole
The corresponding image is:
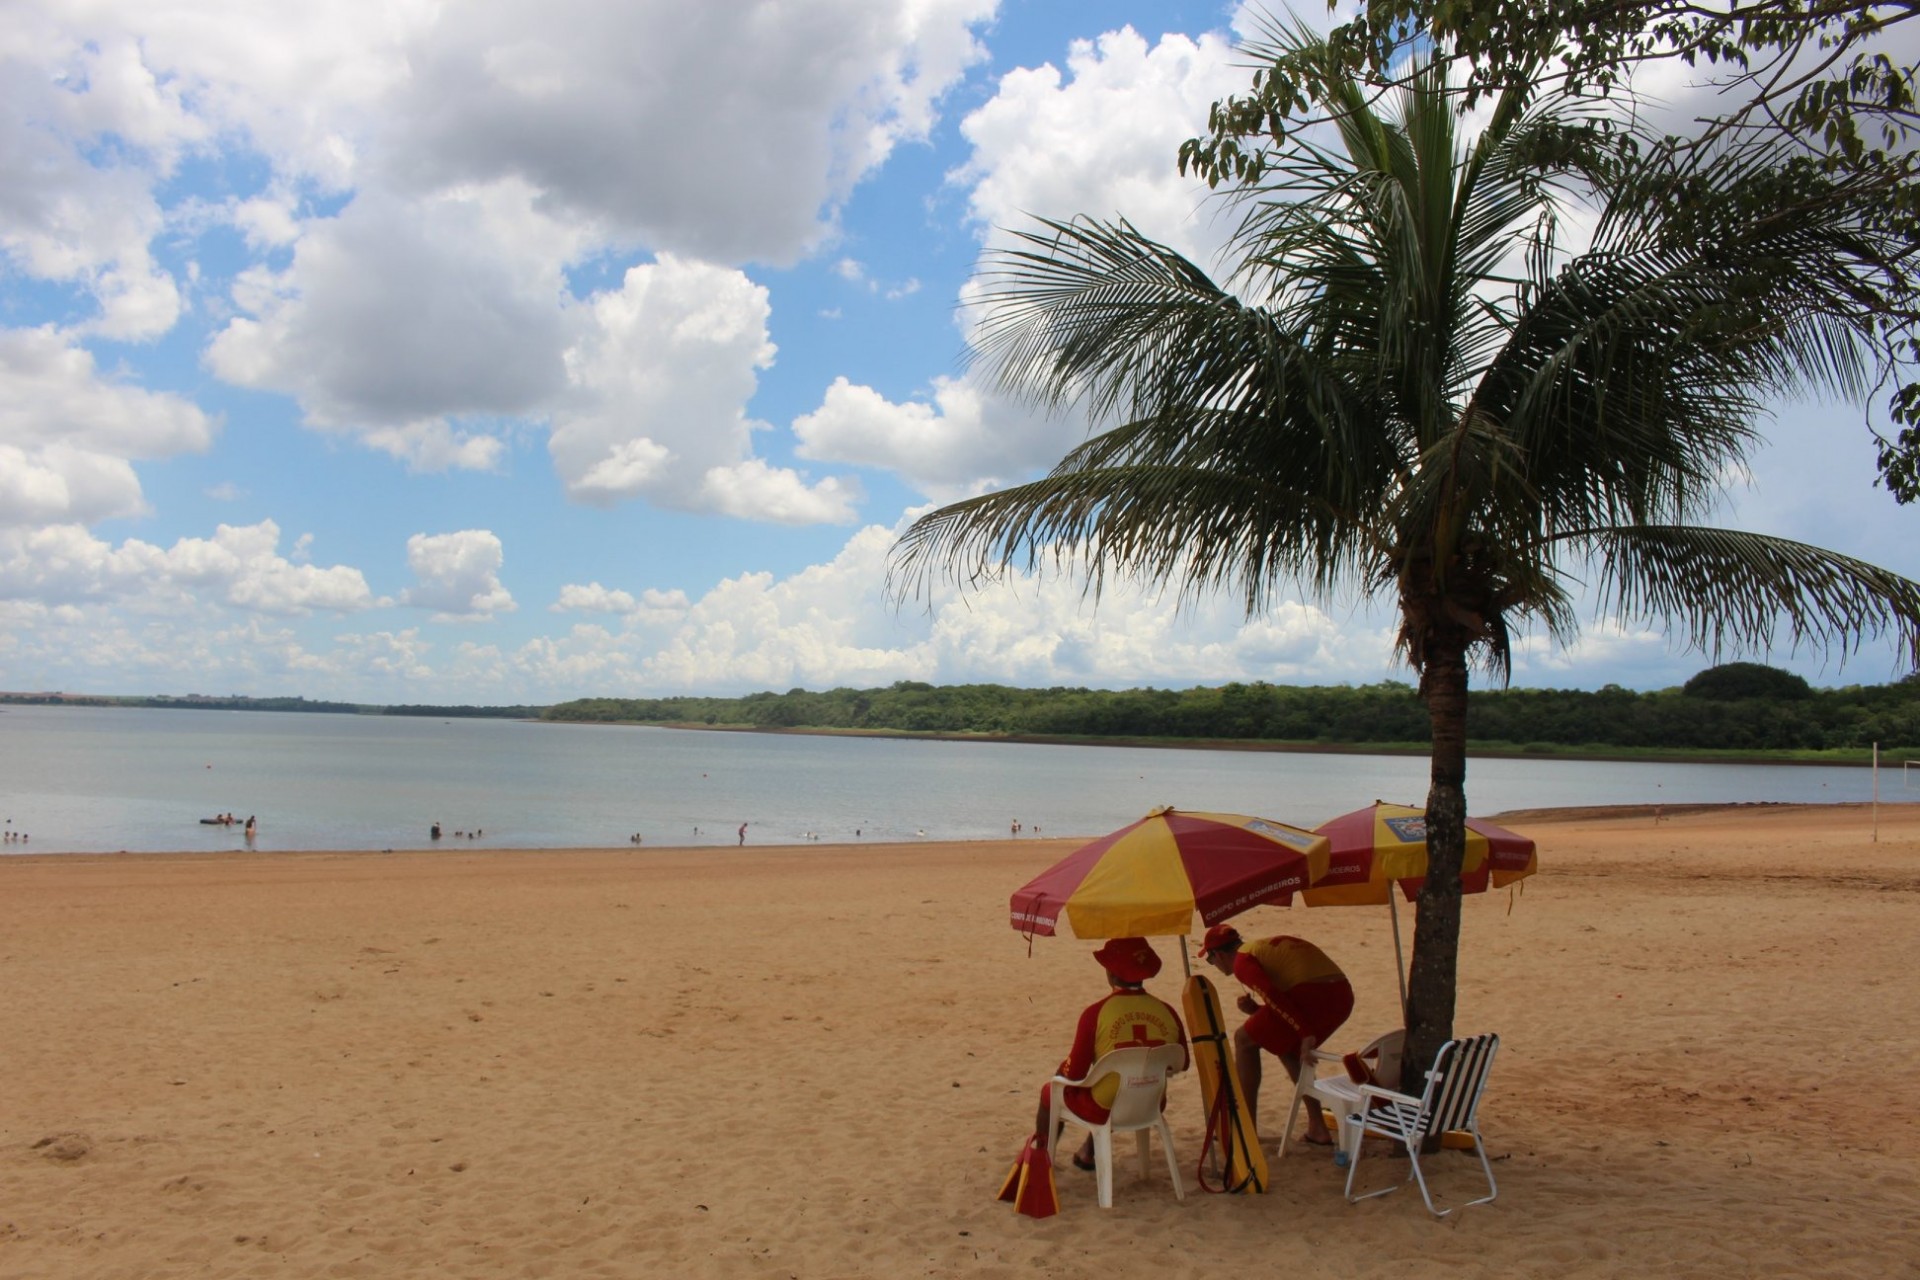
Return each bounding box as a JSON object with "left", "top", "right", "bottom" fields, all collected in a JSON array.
[
  {"left": 1388, "top": 892, "right": 1409, "bottom": 1020},
  {"left": 1180, "top": 936, "right": 1192, "bottom": 979}
]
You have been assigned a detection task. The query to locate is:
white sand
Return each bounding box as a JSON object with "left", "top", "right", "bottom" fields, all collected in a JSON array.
[{"left": 1, "top": 803, "right": 1916, "bottom": 1278}]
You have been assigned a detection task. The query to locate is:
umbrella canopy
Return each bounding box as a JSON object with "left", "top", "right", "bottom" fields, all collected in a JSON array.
[
  {"left": 1302, "top": 802, "right": 1537, "bottom": 906},
  {"left": 1297, "top": 801, "right": 1540, "bottom": 1018},
  {"left": 1011, "top": 807, "right": 1330, "bottom": 939}
]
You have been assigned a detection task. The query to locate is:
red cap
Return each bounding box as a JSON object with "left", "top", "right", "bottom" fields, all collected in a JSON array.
[
  {"left": 1199, "top": 923, "right": 1242, "bottom": 959},
  {"left": 1092, "top": 936, "right": 1162, "bottom": 984}
]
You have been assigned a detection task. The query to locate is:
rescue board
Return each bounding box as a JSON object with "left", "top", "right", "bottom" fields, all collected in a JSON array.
[{"left": 1182, "top": 973, "right": 1267, "bottom": 1193}]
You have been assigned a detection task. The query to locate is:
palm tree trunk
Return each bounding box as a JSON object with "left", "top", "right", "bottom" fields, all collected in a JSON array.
[{"left": 1406, "top": 639, "right": 1468, "bottom": 1109}]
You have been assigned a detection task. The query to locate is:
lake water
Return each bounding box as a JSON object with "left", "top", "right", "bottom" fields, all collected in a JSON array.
[{"left": 0, "top": 704, "right": 1894, "bottom": 854}]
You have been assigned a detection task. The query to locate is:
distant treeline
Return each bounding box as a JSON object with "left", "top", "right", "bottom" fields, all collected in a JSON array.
[
  {"left": 146, "top": 696, "right": 366, "bottom": 714},
  {"left": 543, "top": 663, "right": 1920, "bottom": 755},
  {"left": 383, "top": 704, "right": 545, "bottom": 718},
  {"left": 0, "top": 694, "right": 540, "bottom": 718}
]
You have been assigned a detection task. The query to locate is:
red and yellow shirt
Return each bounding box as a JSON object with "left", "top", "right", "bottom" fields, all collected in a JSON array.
[
  {"left": 1233, "top": 935, "right": 1345, "bottom": 1006},
  {"left": 1062, "top": 990, "right": 1188, "bottom": 1108}
]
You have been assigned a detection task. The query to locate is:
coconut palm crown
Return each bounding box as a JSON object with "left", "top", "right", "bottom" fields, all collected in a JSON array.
[{"left": 891, "top": 29, "right": 1920, "bottom": 1085}]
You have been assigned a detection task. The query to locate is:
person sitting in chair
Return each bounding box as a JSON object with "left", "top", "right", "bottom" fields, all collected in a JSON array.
[
  {"left": 1199, "top": 923, "right": 1354, "bottom": 1146},
  {"left": 1033, "top": 936, "right": 1189, "bottom": 1171}
]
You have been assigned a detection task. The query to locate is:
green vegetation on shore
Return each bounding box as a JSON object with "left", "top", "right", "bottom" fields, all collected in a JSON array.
[
  {"left": 543, "top": 663, "right": 1920, "bottom": 764},
  {"left": 11, "top": 663, "right": 1918, "bottom": 764},
  {"left": 0, "top": 693, "right": 542, "bottom": 718}
]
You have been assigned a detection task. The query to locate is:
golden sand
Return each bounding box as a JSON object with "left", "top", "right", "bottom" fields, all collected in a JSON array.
[{"left": 2, "top": 803, "right": 1916, "bottom": 1278}]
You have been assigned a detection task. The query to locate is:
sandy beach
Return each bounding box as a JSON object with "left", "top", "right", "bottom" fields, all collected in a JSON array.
[{"left": 2, "top": 802, "right": 1916, "bottom": 1279}]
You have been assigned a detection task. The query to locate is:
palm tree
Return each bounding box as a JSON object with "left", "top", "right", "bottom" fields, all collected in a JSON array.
[{"left": 890, "top": 30, "right": 1920, "bottom": 1087}]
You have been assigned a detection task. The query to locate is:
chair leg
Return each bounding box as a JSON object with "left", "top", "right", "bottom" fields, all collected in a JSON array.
[
  {"left": 1156, "top": 1117, "right": 1185, "bottom": 1201},
  {"left": 1093, "top": 1128, "right": 1115, "bottom": 1209},
  {"left": 1423, "top": 1126, "right": 1498, "bottom": 1217},
  {"left": 1466, "top": 1127, "right": 1498, "bottom": 1209},
  {"left": 1343, "top": 1123, "right": 1414, "bottom": 1204},
  {"left": 1342, "top": 1124, "right": 1368, "bottom": 1202},
  {"left": 1135, "top": 1129, "right": 1151, "bottom": 1181},
  {"left": 1335, "top": 1108, "right": 1361, "bottom": 1167},
  {"left": 1407, "top": 1144, "right": 1440, "bottom": 1216},
  {"left": 1411, "top": 1129, "right": 1499, "bottom": 1218},
  {"left": 1278, "top": 1085, "right": 1303, "bottom": 1159}
]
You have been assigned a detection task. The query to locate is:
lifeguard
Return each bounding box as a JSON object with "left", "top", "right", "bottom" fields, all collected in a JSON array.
[
  {"left": 1199, "top": 924, "right": 1354, "bottom": 1146},
  {"left": 1032, "top": 936, "right": 1189, "bottom": 1171}
]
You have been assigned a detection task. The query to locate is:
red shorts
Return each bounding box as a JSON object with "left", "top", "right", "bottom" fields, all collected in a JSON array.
[{"left": 1243, "top": 978, "right": 1354, "bottom": 1058}]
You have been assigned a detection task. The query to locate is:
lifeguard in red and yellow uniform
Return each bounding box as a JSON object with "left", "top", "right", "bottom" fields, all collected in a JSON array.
[
  {"left": 1199, "top": 923, "right": 1354, "bottom": 1146},
  {"left": 1031, "top": 936, "right": 1189, "bottom": 1172}
]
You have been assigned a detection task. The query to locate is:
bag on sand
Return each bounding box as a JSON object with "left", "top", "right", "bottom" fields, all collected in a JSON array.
[{"left": 996, "top": 1135, "right": 1060, "bottom": 1218}]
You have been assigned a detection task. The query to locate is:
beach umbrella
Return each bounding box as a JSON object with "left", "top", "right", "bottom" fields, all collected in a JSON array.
[
  {"left": 1010, "top": 807, "right": 1330, "bottom": 945},
  {"left": 1298, "top": 801, "right": 1538, "bottom": 1014}
]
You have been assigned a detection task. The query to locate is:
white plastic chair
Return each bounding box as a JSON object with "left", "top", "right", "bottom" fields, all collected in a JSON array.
[
  {"left": 1047, "top": 1044, "right": 1188, "bottom": 1208},
  {"left": 1279, "top": 1029, "right": 1403, "bottom": 1163},
  {"left": 1338, "top": 1032, "right": 1500, "bottom": 1217}
]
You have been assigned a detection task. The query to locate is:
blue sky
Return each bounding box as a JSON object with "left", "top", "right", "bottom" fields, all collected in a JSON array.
[{"left": 1, "top": 0, "right": 1914, "bottom": 703}]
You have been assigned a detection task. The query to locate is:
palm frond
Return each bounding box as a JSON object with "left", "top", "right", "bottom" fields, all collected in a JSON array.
[
  {"left": 1584, "top": 526, "right": 1920, "bottom": 664},
  {"left": 888, "top": 459, "right": 1382, "bottom": 618}
]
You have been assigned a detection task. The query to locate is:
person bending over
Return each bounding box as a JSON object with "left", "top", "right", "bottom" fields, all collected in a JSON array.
[
  {"left": 1199, "top": 923, "right": 1354, "bottom": 1145},
  {"left": 1033, "top": 936, "right": 1188, "bottom": 1170}
]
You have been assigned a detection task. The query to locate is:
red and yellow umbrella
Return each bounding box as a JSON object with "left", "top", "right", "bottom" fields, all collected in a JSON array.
[
  {"left": 1295, "top": 801, "right": 1539, "bottom": 1014},
  {"left": 1304, "top": 802, "right": 1537, "bottom": 907},
  {"left": 1010, "top": 807, "right": 1331, "bottom": 940}
]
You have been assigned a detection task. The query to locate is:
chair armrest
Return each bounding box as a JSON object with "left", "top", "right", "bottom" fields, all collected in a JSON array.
[
  {"left": 1050, "top": 1070, "right": 1094, "bottom": 1088},
  {"left": 1307, "top": 1046, "right": 1343, "bottom": 1065},
  {"left": 1356, "top": 1081, "right": 1419, "bottom": 1108}
]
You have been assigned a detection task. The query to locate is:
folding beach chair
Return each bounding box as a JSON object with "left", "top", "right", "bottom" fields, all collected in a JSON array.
[{"left": 1339, "top": 1032, "right": 1500, "bottom": 1217}]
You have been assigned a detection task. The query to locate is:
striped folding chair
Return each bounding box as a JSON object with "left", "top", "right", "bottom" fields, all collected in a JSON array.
[{"left": 1340, "top": 1032, "right": 1500, "bottom": 1217}]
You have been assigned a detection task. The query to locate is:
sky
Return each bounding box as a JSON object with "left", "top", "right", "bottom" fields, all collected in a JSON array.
[{"left": 0, "top": 0, "right": 1914, "bottom": 704}]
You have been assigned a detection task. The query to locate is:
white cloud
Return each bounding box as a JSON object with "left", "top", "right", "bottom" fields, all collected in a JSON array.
[
  {"left": 380, "top": 0, "right": 996, "bottom": 265},
  {"left": 231, "top": 193, "right": 303, "bottom": 250},
  {"left": 0, "top": 519, "right": 382, "bottom": 614},
  {"left": 553, "top": 256, "right": 859, "bottom": 521},
  {"left": 400, "top": 529, "right": 516, "bottom": 620},
  {"left": 0, "top": 327, "right": 217, "bottom": 527},
  {"left": 697, "top": 460, "right": 863, "bottom": 525},
  {"left": 552, "top": 582, "right": 691, "bottom": 620},
  {"left": 512, "top": 522, "right": 1397, "bottom": 698},
  {"left": 799, "top": 24, "right": 1253, "bottom": 503},
  {"left": 793, "top": 374, "right": 1055, "bottom": 499},
  {"left": 0, "top": 32, "right": 190, "bottom": 338},
  {"left": 831, "top": 256, "right": 921, "bottom": 299},
  {"left": 955, "top": 26, "right": 1243, "bottom": 264},
  {"left": 205, "top": 182, "right": 575, "bottom": 452}
]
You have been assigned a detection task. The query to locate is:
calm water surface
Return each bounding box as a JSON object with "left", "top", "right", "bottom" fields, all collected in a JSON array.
[{"left": 0, "top": 704, "right": 1889, "bottom": 853}]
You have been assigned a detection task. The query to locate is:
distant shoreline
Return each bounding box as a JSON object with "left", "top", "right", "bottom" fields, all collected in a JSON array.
[
  {"left": 564, "top": 717, "right": 1887, "bottom": 770},
  {"left": 10, "top": 800, "right": 1907, "bottom": 859},
  {"left": 8, "top": 689, "right": 1910, "bottom": 769}
]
